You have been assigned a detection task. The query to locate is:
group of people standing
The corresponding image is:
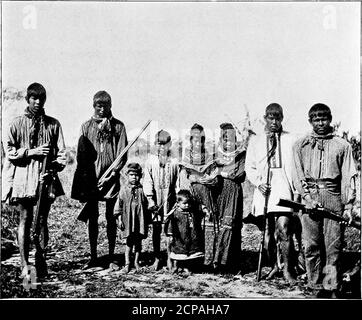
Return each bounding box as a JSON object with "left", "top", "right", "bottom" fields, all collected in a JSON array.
[{"left": 2, "top": 82, "right": 358, "bottom": 299}]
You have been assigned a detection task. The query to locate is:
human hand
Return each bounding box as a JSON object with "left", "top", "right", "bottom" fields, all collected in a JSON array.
[
  {"left": 188, "top": 175, "right": 198, "bottom": 183},
  {"left": 198, "top": 176, "right": 211, "bottom": 184},
  {"left": 220, "top": 171, "right": 229, "bottom": 179},
  {"left": 97, "top": 171, "right": 118, "bottom": 188},
  {"left": 342, "top": 207, "right": 353, "bottom": 226},
  {"left": 28, "top": 144, "right": 50, "bottom": 157},
  {"left": 258, "top": 183, "right": 271, "bottom": 197},
  {"left": 304, "top": 194, "right": 321, "bottom": 210},
  {"left": 148, "top": 199, "right": 157, "bottom": 211},
  {"left": 39, "top": 172, "right": 52, "bottom": 184}
]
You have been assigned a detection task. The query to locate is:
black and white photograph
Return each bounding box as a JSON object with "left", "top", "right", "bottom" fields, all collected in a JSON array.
[{"left": 1, "top": 0, "right": 361, "bottom": 303}]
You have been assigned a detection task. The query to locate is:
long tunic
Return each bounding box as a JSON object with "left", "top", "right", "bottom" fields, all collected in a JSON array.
[
  {"left": 292, "top": 132, "right": 357, "bottom": 207},
  {"left": 245, "top": 131, "right": 297, "bottom": 216},
  {"left": 114, "top": 183, "right": 149, "bottom": 239},
  {"left": 164, "top": 207, "right": 204, "bottom": 257},
  {"left": 3, "top": 113, "right": 66, "bottom": 201},
  {"left": 143, "top": 154, "right": 179, "bottom": 219},
  {"left": 71, "top": 116, "right": 128, "bottom": 201},
  {"left": 213, "top": 146, "right": 245, "bottom": 266}
]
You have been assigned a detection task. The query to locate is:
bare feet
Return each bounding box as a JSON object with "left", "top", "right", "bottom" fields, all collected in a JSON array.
[
  {"left": 283, "top": 270, "right": 297, "bottom": 285},
  {"left": 151, "top": 258, "right": 161, "bottom": 271},
  {"left": 135, "top": 262, "right": 141, "bottom": 272},
  {"left": 167, "top": 258, "right": 173, "bottom": 272},
  {"left": 122, "top": 264, "right": 131, "bottom": 274},
  {"left": 109, "top": 262, "right": 120, "bottom": 271},
  {"left": 266, "top": 265, "right": 279, "bottom": 280},
  {"left": 21, "top": 265, "right": 31, "bottom": 279},
  {"left": 183, "top": 268, "right": 192, "bottom": 276}
]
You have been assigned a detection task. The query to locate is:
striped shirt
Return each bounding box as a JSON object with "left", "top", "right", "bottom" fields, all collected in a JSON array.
[{"left": 292, "top": 132, "right": 357, "bottom": 205}]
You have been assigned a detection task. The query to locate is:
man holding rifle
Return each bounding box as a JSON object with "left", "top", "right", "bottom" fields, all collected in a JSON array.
[
  {"left": 292, "top": 103, "right": 357, "bottom": 298},
  {"left": 71, "top": 91, "right": 128, "bottom": 269},
  {"left": 3, "top": 83, "right": 67, "bottom": 279},
  {"left": 245, "top": 103, "right": 300, "bottom": 284}
]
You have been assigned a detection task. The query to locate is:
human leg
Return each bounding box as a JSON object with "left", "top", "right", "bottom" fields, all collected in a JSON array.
[
  {"left": 134, "top": 236, "right": 142, "bottom": 271},
  {"left": 16, "top": 200, "right": 33, "bottom": 273},
  {"left": 276, "top": 214, "right": 297, "bottom": 284},
  {"left": 166, "top": 236, "right": 173, "bottom": 271},
  {"left": 124, "top": 244, "right": 131, "bottom": 273},
  {"left": 151, "top": 222, "right": 162, "bottom": 270},
  {"left": 86, "top": 200, "right": 99, "bottom": 266},
  {"left": 35, "top": 199, "right": 52, "bottom": 278},
  {"left": 301, "top": 212, "right": 324, "bottom": 287},
  {"left": 323, "top": 218, "right": 343, "bottom": 292},
  {"left": 105, "top": 198, "right": 117, "bottom": 259},
  {"left": 264, "top": 215, "right": 279, "bottom": 280}
]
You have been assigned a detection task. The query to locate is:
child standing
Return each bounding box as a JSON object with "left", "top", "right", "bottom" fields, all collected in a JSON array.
[
  {"left": 114, "top": 163, "right": 149, "bottom": 273},
  {"left": 164, "top": 190, "right": 204, "bottom": 274},
  {"left": 143, "top": 130, "right": 179, "bottom": 270}
]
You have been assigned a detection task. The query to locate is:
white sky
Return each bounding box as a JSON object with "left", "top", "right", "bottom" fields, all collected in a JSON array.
[{"left": 2, "top": 1, "right": 360, "bottom": 146}]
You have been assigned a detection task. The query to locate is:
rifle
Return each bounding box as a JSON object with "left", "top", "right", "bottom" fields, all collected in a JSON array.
[
  {"left": 77, "top": 120, "right": 152, "bottom": 221},
  {"left": 277, "top": 198, "right": 361, "bottom": 230},
  {"left": 32, "top": 153, "right": 49, "bottom": 247},
  {"left": 256, "top": 133, "right": 277, "bottom": 281},
  {"left": 256, "top": 164, "right": 271, "bottom": 281}
]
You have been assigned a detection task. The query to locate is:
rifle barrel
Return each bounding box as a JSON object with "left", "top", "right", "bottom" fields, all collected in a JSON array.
[{"left": 33, "top": 154, "right": 48, "bottom": 239}]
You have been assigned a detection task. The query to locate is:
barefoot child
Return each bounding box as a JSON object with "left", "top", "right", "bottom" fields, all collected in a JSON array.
[
  {"left": 164, "top": 190, "right": 204, "bottom": 274},
  {"left": 114, "top": 163, "right": 149, "bottom": 273},
  {"left": 143, "top": 130, "right": 179, "bottom": 270}
]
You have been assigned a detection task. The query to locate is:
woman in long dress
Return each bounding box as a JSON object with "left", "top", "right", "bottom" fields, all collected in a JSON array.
[
  {"left": 178, "top": 123, "right": 219, "bottom": 267},
  {"left": 213, "top": 123, "right": 246, "bottom": 272}
]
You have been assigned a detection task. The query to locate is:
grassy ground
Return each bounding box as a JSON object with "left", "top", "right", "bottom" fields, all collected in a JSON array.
[{"left": 1, "top": 163, "right": 360, "bottom": 299}]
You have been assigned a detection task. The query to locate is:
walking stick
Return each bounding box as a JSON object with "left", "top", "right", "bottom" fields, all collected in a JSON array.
[{"left": 256, "top": 133, "right": 276, "bottom": 281}]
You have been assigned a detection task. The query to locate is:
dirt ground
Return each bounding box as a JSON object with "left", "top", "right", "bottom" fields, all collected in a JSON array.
[
  {"left": 1, "top": 165, "right": 361, "bottom": 299},
  {"left": 1, "top": 204, "right": 360, "bottom": 299}
]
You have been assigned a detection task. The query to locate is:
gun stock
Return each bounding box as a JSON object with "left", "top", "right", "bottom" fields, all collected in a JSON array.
[{"left": 98, "top": 120, "right": 151, "bottom": 192}]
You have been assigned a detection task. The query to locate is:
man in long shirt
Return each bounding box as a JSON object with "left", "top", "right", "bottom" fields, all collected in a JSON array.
[
  {"left": 292, "top": 103, "right": 357, "bottom": 297},
  {"left": 71, "top": 91, "right": 128, "bottom": 268},
  {"left": 3, "top": 83, "right": 67, "bottom": 278},
  {"left": 245, "top": 103, "right": 299, "bottom": 284}
]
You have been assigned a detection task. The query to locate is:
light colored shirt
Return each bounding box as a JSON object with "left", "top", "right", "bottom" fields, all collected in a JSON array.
[
  {"left": 245, "top": 131, "right": 297, "bottom": 216},
  {"left": 143, "top": 154, "right": 179, "bottom": 217},
  {"left": 3, "top": 113, "right": 66, "bottom": 200}
]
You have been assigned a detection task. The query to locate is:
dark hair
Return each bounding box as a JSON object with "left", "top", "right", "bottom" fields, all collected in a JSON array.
[
  {"left": 220, "top": 122, "right": 235, "bottom": 131},
  {"left": 176, "top": 189, "right": 193, "bottom": 203},
  {"left": 155, "top": 130, "right": 171, "bottom": 144},
  {"left": 190, "top": 123, "right": 205, "bottom": 144},
  {"left": 126, "top": 162, "right": 142, "bottom": 176},
  {"left": 308, "top": 103, "right": 332, "bottom": 120},
  {"left": 26, "top": 83, "right": 46, "bottom": 103},
  {"left": 93, "top": 91, "right": 112, "bottom": 107},
  {"left": 265, "top": 103, "right": 283, "bottom": 118}
]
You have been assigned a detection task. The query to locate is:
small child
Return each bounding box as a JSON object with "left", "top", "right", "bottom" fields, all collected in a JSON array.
[
  {"left": 143, "top": 130, "right": 179, "bottom": 271},
  {"left": 114, "top": 163, "right": 149, "bottom": 273},
  {"left": 164, "top": 190, "right": 205, "bottom": 274}
]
